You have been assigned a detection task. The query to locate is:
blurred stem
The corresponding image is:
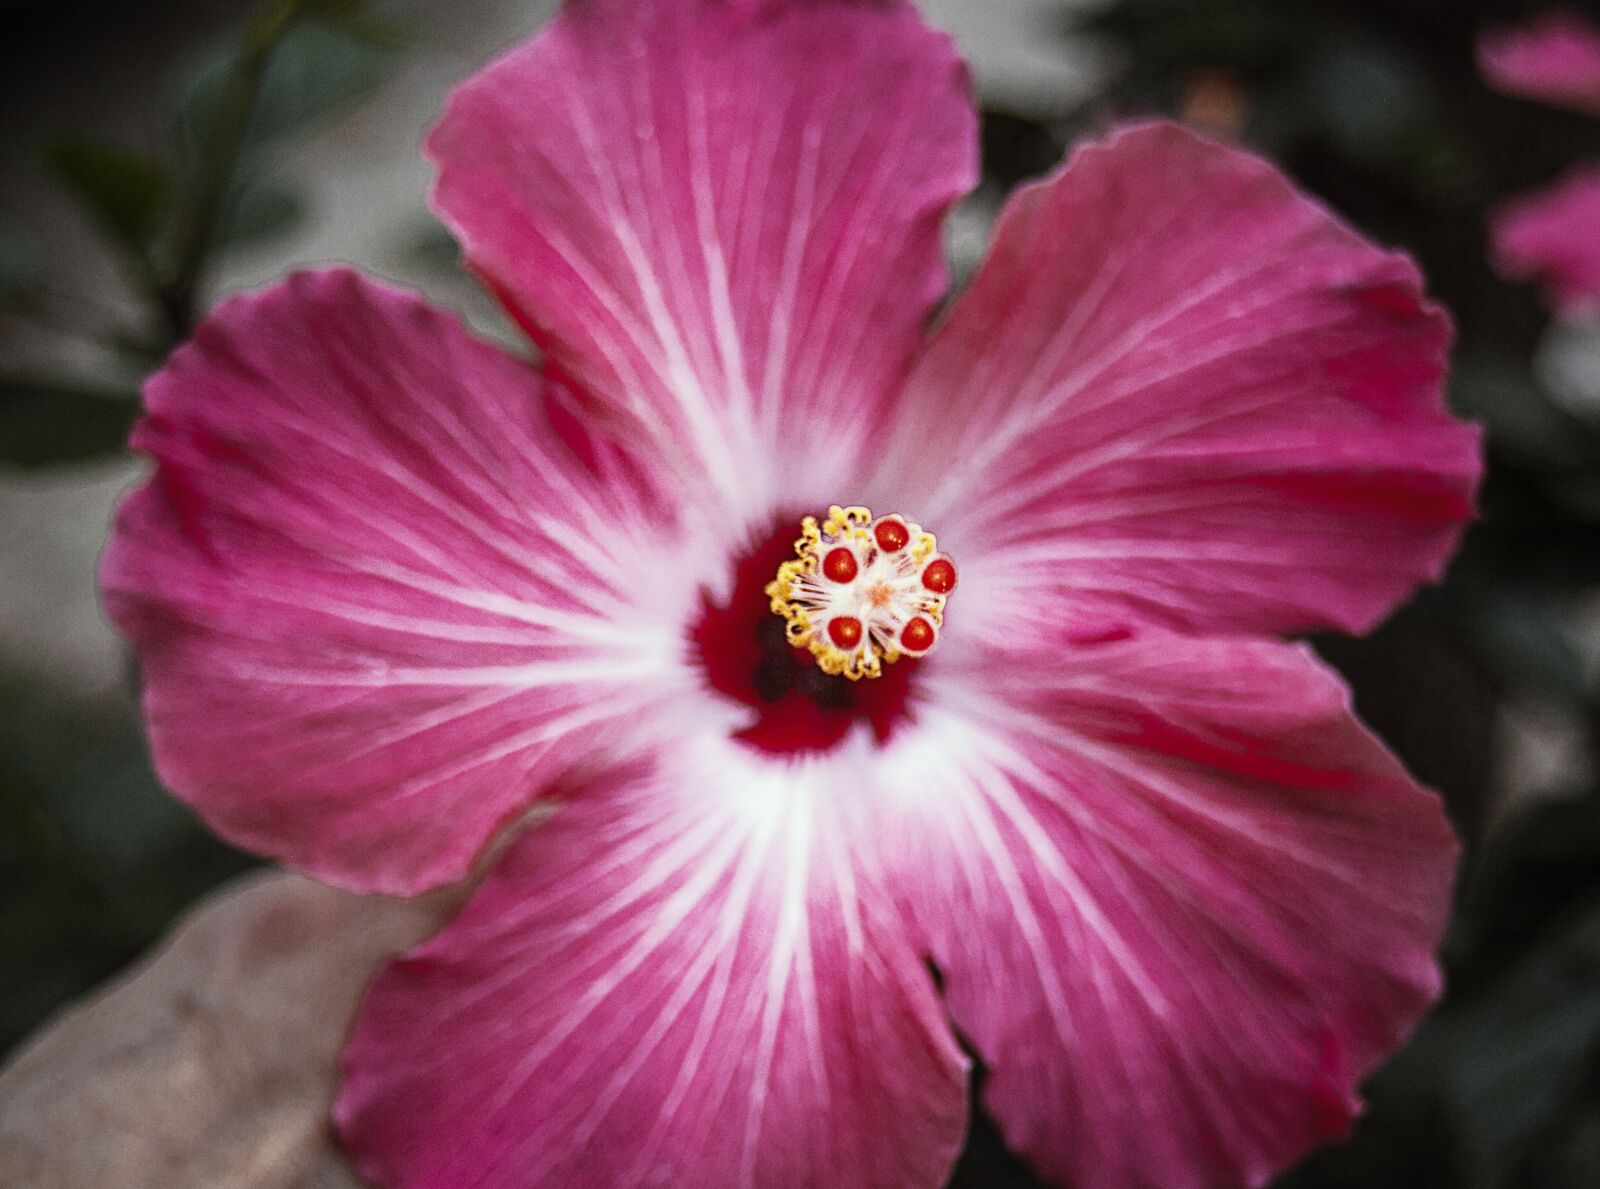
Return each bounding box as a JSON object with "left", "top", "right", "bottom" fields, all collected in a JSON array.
[{"left": 156, "top": 0, "right": 308, "bottom": 340}]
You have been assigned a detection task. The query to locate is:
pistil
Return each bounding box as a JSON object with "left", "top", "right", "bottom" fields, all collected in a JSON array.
[{"left": 766, "top": 505, "right": 957, "bottom": 680}]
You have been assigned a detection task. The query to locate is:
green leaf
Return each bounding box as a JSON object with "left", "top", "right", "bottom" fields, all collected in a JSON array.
[
  {"left": 250, "top": 21, "right": 397, "bottom": 142},
  {"left": 299, "top": 0, "right": 376, "bottom": 18},
  {"left": 1467, "top": 589, "right": 1591, "bottom": 708},
  {"left": 221, "top": 179, "right": 307, "bottom": 248},
  {"left": 179, "top": 21, "right": 397, "bottom": 169},
  {"left": 1446, "top": 894, "right": 1600, "bottom": 1181},
  {"left": 0, "top": 380, "right": 139, "bottom": 469},
  {"left": 1453, "top": 793, "right": 1600, "bottom": 976},
  {"left": 406, "top": 219, "right": 462, "bottom": 273},
  {"left": 1453, "top": 356, "right": 1600, "bottom": 471},
  {"left": 0, "top": 226, "right": 38, "bottom": 305},
  {"left": 302, "top": 0, "right": 409, "bottom": 46},
  {"left": 42, "top": 139, "right": 174, "bottom": 253},
  {"left": 0, "top": 669, "right": 256, "bottom": 1053},
  {"left": 1303, "top": 37, "right": 1435, "bottom": 163}
]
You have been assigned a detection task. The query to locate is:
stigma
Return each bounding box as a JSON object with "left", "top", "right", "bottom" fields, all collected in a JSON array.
[{"left": 765, "top": 505, "right": 957, "bottom": 681}]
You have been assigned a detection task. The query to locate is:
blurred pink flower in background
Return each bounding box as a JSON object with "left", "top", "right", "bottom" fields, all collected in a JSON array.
[
  {"left": 1492, "top": 167, "right": 1600, "bottom": 319},
  {"left": 1479, "top": 9, "right": 1600, "bottom": 117},
  {"left": 101, "top": 1, "right": 1481, "bottom": 1186},
  {"left": 1480, "top": 9, "right": 1600, "bottom": 317}
]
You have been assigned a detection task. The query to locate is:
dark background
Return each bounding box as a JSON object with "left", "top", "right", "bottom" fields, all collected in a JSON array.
[{"left": 3, "top": 1, "right": 1600, "bottom": 1186}]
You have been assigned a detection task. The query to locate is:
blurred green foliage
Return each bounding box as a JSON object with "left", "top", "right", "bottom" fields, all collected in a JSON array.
[
  {"left": 951, "top": 1, "right": 1600, "bottom": 1186},
  {"left": 1, "top": 0, "right": 407, "bottom": 1052},
  {"left": 1026, "top": 2, "right": 1599, "bottom": 1186},
  {"left": 43, "top": 139, "right": 175, "bottom": 257},
  {"left": 0, "top": 672, "right": 254, "bottom": 1046},
  {"left": 4, "top": 0, "right": 401, "bottom": 370}
]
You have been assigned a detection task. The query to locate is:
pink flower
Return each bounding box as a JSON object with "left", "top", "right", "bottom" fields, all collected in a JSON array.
[
  {"left": 1492, "top": 166, "right": 1600, "bottom": 319},
  {"left": 1479, "top": 9, "right": 1600, "bottom": 117},
  {"left": 101, "top": 2, "right": 1481, "bottom": 1187},
  {"left": 1480, "top": 10, "right": 1600, "bottom": 317}
]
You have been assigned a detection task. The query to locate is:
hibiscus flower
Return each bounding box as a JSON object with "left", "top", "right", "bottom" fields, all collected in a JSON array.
[
  {"left": 1479, "top": 8, "right": 1600, "bottom": 118},
  {"left": 101, "top": 1, "right": 1482, "bottom": 1186},
  {"left": 1480, "top": 9, "right": 1600, "bottom": 318}
]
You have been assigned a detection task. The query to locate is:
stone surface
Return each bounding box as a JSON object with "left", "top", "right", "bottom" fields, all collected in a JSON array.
[{"left": 0, "top": 871, "right": 456, "bottom": 1189}]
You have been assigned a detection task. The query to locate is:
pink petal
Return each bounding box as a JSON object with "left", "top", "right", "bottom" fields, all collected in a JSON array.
[
  {"left": 101, "top": 269, "right": 688, "bottom": 895},
  {"left": 873, "top": 121, "right": 1480, "bottom": 639},
  {"left": 1479, "top": 10, "right": 1600, "bottom": 116},
  {"left": 878, "top": 635, "right": 1456, "bottom": 1189},
  {"left": 427, "top": 0, "right": 977, "bottom": 504},
  {"left": 1493, "top": 166, "right": 1600, "bottom": 318},
  {"left": 337, "top": 750, "right": 969, "bottom": 1188}
]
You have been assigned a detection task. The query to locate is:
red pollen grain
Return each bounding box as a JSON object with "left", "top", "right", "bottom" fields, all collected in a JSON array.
[
  {"left": 901, "top": 616, "right": 935, "bottom": 652},
  {"left": 832, "top": 614, "right": 870, "bottom": 649},
  {"left": 922, "top": 557, "right": 957, "bottom": 593},
  {"left": 828, "top": 616, "right": 864, "bottom": 649},
  {"left": 873, "top": 518, "right": 909, "bottom": 553},
  {"left": 822, "top": 547, "right": 858, "bottom": 584}
]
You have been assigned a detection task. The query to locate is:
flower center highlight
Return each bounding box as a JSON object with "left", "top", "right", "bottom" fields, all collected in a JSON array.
[
  {"left": 766, "top": 505, "right": 957, "bottom": 681},
  {"left": 690, "top": 511, "right": 955, "bottom": 754}
]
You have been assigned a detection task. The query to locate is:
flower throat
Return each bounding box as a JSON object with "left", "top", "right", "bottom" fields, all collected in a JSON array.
[{"left": 691, "top": 508, "right": 957, "bottom": 754}]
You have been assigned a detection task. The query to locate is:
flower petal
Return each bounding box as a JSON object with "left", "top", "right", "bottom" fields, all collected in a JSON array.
[
  {"left": 1479, "top": 11, "right": 1600, "bottom": 117},
  {"left": 878, "top": 634, "right": 1456, "bottom": 1189},
  {"left": 337, "top": 745, "right": 968, "bottom": 1188},
  {"left": 427, "top": 0, "right": 977, "bottom": 507},
  {"left": 873, "top": 121, "right": 1480, "bottom": 638},
  {"left": 102, "top": 269, "right": 694, "bottom": 895},
  {"left": 1493, "top": 166, "right": 1600, "bottom": 319}
]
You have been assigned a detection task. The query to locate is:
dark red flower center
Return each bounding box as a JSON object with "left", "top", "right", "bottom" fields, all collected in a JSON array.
[{"left": 691, "top": 517, "right": 918, "bottom": 754}]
